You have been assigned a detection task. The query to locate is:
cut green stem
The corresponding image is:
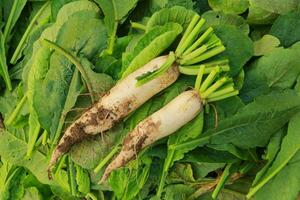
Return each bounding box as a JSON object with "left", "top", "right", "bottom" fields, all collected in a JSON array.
[
  {"left": 207, "top": 85, "right": 235, "bottom": 99},
  {"left": 195, "top": 65, "right": 205, "bottom": 91},
  {"left": 179, "top": 64, "right": 229, "bottom": 75},
  {"left": 212, "top": 164, "right": 232, "bottom": 199},
  {"left": 201, "top": 77, "right": 228, "bottom": 98},
  {"left": 42, "top": 130, "right": 48, "bottom": 145},
  {"left": 205, "top": 59, "right": 229, "bottom": 67},
  {"left": 207, "top": 90, "right": 239, "bottom": 102},
  {"left": 5, "top": 94, "right": 27, "bottom": 126},
  {"left": 176, "top": 14, "right": 200, "bottom": 55},
  {"left": 10, "top": 1, "right": 50, "bottom": 64},
  {"left": 42, "top": 39, "right": 95, "bottom": 103},
  {"left": 184, "top": 46, "right": 226, "bottom": 65},
  {"left": 183, "top": 27, "right": 213, "bottom": 56},
  {"left": 180, "top": 45, "right": 207, "bottom": 65},
  {"left": 180, "top": 34, "right": 223, "bottom": 65},
  {"left": 94, "top": 145, "right": 121, "bottom": 173},
  {"left": 176, "top": 18, "right": 205, "bottom": 56},
  {"left": 26, "top": 123, "right": 41, "bottom": 157},
  {"left": 199, "top": 67, "right": 220, "bottom": 93},
  {"left": 131, "top": 21, "right": 147, "bottom": 31}
]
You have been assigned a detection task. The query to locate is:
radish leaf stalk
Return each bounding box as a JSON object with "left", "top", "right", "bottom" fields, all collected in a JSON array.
[{"left": 136, "top": 14, "right": 225, "bottom": 86}]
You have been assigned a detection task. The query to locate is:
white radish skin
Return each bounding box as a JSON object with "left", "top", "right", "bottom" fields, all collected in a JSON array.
[
  {"left": 100, "top": 90, "right": 203, "bottom": 183},
  {"left": 49, "top": 56, "right": 179, "bottom": 168}
]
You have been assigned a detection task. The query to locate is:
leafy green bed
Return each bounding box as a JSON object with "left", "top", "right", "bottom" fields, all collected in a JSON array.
[{"left": 0, "top": 0, "right": 300, "bottom": 199}]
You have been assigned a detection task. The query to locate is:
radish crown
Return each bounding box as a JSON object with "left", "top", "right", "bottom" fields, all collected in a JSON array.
[{"left": 136, "top": 14, "right": 227, "bottom": 86}]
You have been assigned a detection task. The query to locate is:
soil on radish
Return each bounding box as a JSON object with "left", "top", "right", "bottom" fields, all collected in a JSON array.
[{"left": 123, "top": 118, "right": 161, "bottom": 153}]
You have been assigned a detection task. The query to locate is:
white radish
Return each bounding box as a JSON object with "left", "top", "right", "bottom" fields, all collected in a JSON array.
[
  {"left": 100, "top": 89, "right": 202, "bottom": 183},
  {"left": 49, "top": 56, "right": 179, "bottom": 168},
  {"left": 100, "top": 63, "right": 239, "bottom": 183}
]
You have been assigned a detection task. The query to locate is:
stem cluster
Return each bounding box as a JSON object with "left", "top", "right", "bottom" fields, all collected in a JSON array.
[
  {"left": 135, "top": 14, "right": 227, "bottom": 86},
  {"left": 194, "top": 65, "right": 238, "bottom": 103}
]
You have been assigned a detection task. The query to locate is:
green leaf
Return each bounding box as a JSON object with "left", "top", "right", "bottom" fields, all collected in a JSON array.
[
  {"left": 251, "top": 150, "right": 300, "bottom": 200},
  {"left": 164, "top": 184, "right": 195, "bottom": 200},
  {"left": 121, "top": 23, "right": 182, "bottom": 77},
  {"left": 208, "top": 0, "right": 249, "bottom": 14},
  {"left": 0, "top": 167, "right": 26, "bottom": 200},
  {"left": 51, "top": 0, "right": 77, "bottom": 20},
  {"left": 247, "top": 1, "right": 278, "bottom": 25},
  {"left": 97, "top": 0, "right": 138, "bottom": 27},
  {"left": 253, "top": 34, "right": 280, "bottom": 56},
  {"left": 207, "top": 144, "right": 251, "bottom": 160},
  {"left": 95, "top": 0, "right": 138, "bottom": 54},
  {"left": 270, "top": 9, "right": 300, "bottom": 47},
  {"left": 213, "top": 25, "right": 253, "bottom": 76},
  {"left": 242, "top": 42, "right": 300, "bottom": 101},
  {"left": 23, "top": 187, "right": 42, "bottom": 200},
  {"left": 252, "top": 129, "right": 285, "bottom": 186},
  {"left": 165, "top": 0, "right": 195, "bottom": 10},
  {"left": 146, "top": 6, "right": 196, "bottom": 30},
  {"left": 0, "top": 86, "right": 21, "bottom": 119},
  {"left": 75, "top": 165, "right": 90, "bottom": 194},
  {"left": 167, "top": 163, "right": 195, "bottom": 183},
  {"left": 96, "top": 35, "right": 134, "bottom": 79},
  {"left": 0, "top": 159, "right": 14, "bottom": 195},
  {"left": 184, "top": 147, "right": 240, "bottom": 164},
  {"left": 248, "top": 112, "right": 300, "bottom": 198},
  {"left": 0, "top": 130, "right": 54, "bottom": 185},
  {"left": 108, "top": 157, "right": 152, "bottom": 200},
  {"left": 191, "top": 162, "right": 225, "bottom": 179},
  {"left": 202, "top": 11, "right": 250, "bottom": 35},
  {"left": 26, "top": 46, "right": 51, "bottom": 156},
  {"left": 80, "top": 57, "right": 115, "bottom": 99},
  {"left": 251, "top": 0, "right": 300, "bottom": 14}
]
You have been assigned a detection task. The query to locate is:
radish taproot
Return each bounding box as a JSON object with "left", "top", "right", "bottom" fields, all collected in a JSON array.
[
  {"left": 49, "top": 14, "right": 226, "bottom": 170},
  {"left": 100, "top": 65, "right": 239, "bottom": 183}
]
